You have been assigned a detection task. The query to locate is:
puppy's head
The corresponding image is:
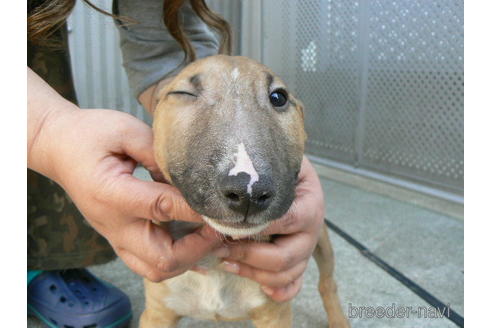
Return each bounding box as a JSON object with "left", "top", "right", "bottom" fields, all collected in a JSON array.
[{"left": 153, "top": 55, "right": 306, "bottom": 238}]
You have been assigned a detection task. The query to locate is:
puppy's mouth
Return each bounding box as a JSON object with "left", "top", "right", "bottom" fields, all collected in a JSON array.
[{"left": 202, "top": 216, "right": 270, "bottom": 239}]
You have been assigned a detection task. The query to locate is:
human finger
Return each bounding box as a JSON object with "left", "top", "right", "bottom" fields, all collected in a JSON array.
[
  {"left": 107, "top": 174, "right": 203, "bottom": 223},
  {"left": 116, "top": 220, "right": 221, "bottom": 274},
  {"left": 224, "top": 232, "right": 314, "bottom": 272},
  {"left": 261, "top": 274, "right": 304, "bottom": 302},
  {"left": 219, "top": 258, "right": 308, "bottom": 289}
]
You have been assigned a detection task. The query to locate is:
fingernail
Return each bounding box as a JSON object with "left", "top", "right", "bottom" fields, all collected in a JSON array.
[
  {"left": 220, "top": 261, "right": 239, "bottom": 274},
  {"left": 213, "top": 247, "right": 230, "bottom": 258},
  {"left": 261, "top": 285, "right": 274, "bottom": 296},
  {"left": 149, "top": 170, "right": 166, "bottom": 183}
]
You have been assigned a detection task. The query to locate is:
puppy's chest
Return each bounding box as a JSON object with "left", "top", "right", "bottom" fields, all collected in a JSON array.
[{"left": 162, "top": 261, "right": 268, "bottom": 321}]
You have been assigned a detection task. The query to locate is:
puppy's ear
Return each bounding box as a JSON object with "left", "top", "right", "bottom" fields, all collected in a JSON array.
[{"left": 151, "top": 76, "right": 176, "bottom": 115}]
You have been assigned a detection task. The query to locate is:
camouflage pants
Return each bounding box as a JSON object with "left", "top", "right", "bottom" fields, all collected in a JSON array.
[{"left": 28, "top": 23, "right": 116, "bottom": 270}]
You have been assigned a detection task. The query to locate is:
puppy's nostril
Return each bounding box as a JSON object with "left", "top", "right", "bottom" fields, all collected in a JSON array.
[
  {"left": 257, "top": 193, "right": 271, "bottom": 204},
  {"left": 225, "top": 192, "right": 240, "bottom": 202}
]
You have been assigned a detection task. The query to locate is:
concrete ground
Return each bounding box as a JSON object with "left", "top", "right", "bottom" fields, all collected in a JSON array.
[{"left": 28, "top": 164, "right": 464, "bottom": 328}]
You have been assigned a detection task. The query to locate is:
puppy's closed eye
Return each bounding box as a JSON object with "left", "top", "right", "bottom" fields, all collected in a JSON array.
[
  {"left": 167, "top": 90, "right": 198, "bottom": 98},
  {"left": 167, "top": 74, "right": 202, "bottom": 99}
]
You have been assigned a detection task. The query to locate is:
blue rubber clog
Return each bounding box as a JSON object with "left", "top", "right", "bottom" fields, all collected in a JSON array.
[{"left": 28, "top": 269, "right": 132, "bottom": 328}]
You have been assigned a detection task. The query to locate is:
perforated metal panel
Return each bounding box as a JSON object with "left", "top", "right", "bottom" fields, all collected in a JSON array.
[{"left": 261, "top": 0, "right": 463, "bottom": 194}]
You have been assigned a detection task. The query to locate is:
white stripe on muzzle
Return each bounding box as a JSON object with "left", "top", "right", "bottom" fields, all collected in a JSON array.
[{"left": 228, "top": 143, "right": 259, "bottom": 196}]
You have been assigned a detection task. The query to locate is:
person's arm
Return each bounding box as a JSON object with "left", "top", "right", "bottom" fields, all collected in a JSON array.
[
  {"left": 28, "top": 67, "right": 223, "bottom": 281},
  {"left": 28, "top": 67, "right": 78, "bottom": 178},
  {"left": 114, "top": 0, "right": 219, "bottom": 114}
]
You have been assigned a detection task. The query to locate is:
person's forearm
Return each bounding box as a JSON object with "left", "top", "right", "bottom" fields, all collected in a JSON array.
[{"left": 27, "top": 67, "right": 78, "bottom": 180}]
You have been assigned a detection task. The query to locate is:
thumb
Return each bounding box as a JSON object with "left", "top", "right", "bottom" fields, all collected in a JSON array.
[
  {"left": 113, "top": 116, "right": 202, "bottom": 222},
  {"left": 111, "top": 175, "right": 203, "bottom": 223}
]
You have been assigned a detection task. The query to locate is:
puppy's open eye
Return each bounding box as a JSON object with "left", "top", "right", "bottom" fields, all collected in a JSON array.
[
  {"left": 168, "top": 90, "right": 197, "bottom": 98},
  {"left": 269, "top": 89, "right": 288, "bottom": 107}
]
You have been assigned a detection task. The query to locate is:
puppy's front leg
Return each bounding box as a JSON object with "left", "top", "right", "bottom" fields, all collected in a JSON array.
[
  {"left": 314, "top": 225, "right": 350, "bottom": 328},
  {"left": 139, "top": 279, "right": 181, "bottom": 328},
  {"left": 249, "top": 300, "right": 292, "bottom": 328}
]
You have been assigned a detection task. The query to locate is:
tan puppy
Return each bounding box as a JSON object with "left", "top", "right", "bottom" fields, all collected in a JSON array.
[{"left": 141, "top": 55, "right": 349, "bottom": 328}]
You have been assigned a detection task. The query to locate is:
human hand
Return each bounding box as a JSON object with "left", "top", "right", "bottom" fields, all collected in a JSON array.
[
  {"left": 218, "top": 156, "right": 325, "bottom": 302},
  {"left": 31, "top": 108, "right": 223, "bottom": 281}
]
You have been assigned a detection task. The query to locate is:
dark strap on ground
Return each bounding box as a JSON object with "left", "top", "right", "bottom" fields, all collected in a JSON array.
[{"left": 325, "top": 219, "right": 464, "bottom": 327}]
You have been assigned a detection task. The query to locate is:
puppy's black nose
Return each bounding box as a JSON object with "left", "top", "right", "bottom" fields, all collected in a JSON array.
[{"left": 219, "top": 172, "right": 274, "bottom": 216}]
